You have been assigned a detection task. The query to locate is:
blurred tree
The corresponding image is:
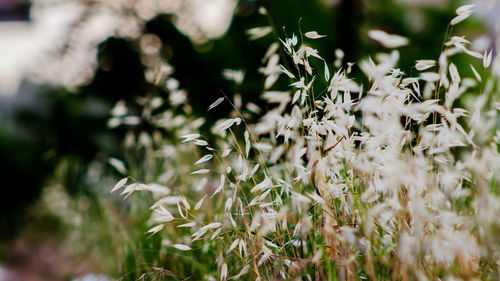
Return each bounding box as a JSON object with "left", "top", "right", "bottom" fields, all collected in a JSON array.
[{"left": 0, "top": 127, "right": 49, "bottom": 240}]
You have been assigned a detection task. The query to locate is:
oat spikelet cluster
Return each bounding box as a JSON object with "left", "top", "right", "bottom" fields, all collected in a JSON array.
[{"left": 112, "top": 4, "right": 500, "bottom": 280}]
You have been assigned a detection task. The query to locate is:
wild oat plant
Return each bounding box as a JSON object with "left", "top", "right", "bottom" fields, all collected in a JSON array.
[{"left": 111, "top": 4, "right": 500, "bottom": 280}]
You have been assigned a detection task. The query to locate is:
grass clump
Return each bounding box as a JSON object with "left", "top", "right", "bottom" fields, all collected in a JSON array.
[{"left": 110, "top": 4, "right": 500, "bottom": 280}]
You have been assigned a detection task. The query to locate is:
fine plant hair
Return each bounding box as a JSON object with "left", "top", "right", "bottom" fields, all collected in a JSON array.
[{"left": 111, "top": 4, "right": 500, "bottom": 281}]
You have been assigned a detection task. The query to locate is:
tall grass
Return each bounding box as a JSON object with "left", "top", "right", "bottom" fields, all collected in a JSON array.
[{"left": 111, "top": 4, "right": 500, "bottom": 280}]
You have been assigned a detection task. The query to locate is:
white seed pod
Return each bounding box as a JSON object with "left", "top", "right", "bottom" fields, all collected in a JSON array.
[
  {"left": 208, "top": 97, "right": 224, "bottom": 111},
  {"left": 173, "top": 244, "right": 191, "bottom": 251},
  {"left": 111, "top": 177, "right": 128, "bottom": 193},
  {"left": 415, "top": 60, "right": 436, "bottom": 71},
  {"left": 195, "top": 154, "right": 213, "bottom": 165},
  {"left": 368, "top": 29, "right": 409, "bottom": 48},
  {"left": 304, "top": 31, "right": 326, "bottom": 39}
]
